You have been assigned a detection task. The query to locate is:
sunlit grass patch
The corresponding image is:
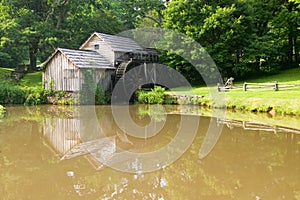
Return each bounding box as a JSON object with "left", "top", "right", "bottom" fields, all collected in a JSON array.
[
  {"left": 169, "top": 68, "right": 300, "bottom": 115},
  {"left": 19, "top": 71, "right": 43, "bottom": 88}
]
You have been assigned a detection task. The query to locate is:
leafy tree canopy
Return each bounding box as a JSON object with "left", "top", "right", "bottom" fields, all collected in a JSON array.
[{"left": 0, "top": 0, "right": 299, "bottom": 82}]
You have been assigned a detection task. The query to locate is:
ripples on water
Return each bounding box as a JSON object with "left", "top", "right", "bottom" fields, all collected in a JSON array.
[{"left": 0, "top": 105, "right": 299, "bottom": 200}]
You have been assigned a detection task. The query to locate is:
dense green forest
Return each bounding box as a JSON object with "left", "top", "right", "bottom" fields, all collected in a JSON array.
[{"left": 0, "top": 0, "right": 299, "bottom": 80}]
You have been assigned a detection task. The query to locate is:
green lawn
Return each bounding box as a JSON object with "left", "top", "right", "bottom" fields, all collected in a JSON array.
[
  {"left": 169, "top": 68, "right": 300, "bottom": 115},
  {"left": 225, "top": 68, "right": 300, "bottom": 101},
  {"left": 19, "top": 71, "right": 43, "bottom": 88},
  {"left": 0, "top": 67, "right": 43, "bottom": 88}
]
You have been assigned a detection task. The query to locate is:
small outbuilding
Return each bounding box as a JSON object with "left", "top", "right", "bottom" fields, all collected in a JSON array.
[{"left": 43, "top": 48, "right": 114, "bottom": 92}]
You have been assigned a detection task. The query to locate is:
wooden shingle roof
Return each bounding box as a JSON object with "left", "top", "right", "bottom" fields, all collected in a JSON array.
[
  {"left": 45, "top": 48, "right": 114, "bottom": 69},
  {"left": 80, "top": 32, "right": 143, "bottom": 52}
]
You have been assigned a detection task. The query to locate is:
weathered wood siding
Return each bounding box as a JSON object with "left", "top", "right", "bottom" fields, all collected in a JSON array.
[
  {"left": 43, "top": 118, "right": 81, "bottom": 156},
  {"left": 44, "top": 52, "right": 80, "bottom": 91},
  {"left": 79, "top": 69, "right": 114, "bottom": 92},
  {"left": 95, "top": 69, "right": 114, "bottom": 91},
  {"left": 80, "top": 35, "right": 115, "bottom": 65}
]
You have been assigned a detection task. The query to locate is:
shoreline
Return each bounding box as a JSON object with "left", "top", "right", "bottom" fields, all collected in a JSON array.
[
  {"left": 198, "top": 97, "right": 300, "bottom": 117},
  {"left": 163, "top": 92, "right": 300, "bottom": 117},
  {"left": 2, "top": 103, "right": 300, "bottom": 131},
  {"left": 1, "top": 92, "right": 299, "bottom": 117}
]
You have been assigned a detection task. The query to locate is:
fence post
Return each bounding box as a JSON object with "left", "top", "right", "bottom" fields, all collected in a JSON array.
[
  {"left": 217, "top": 83, "right": 220, "bottom": 92},
  {"left": 243, "top": 82, "right": 247, "bottom": 91},
  {"left": 274, "top": 81, "right": 279, "bottom": 91}
]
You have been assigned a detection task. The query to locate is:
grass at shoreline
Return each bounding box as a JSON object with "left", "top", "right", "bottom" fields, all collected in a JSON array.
[
  {"left": 169, "top": 68, "right": 300, "bottom": 116},
  {"left": 224, "top": 68, "right": 300, "bottom": 116},
  {"left": 0, "top": 68, "right": 45, "bottom": 105},
  {"left": 1, "top": 67, "right": 299, "bottom": 116}
]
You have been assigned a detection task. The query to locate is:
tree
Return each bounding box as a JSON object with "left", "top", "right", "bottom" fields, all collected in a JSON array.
[
  {"left": 3, "top": 0, "right": 55, "bottom": 71},
  {"left": 163, "top": 0, "right": 249, "bottom": 78},
  {"left": 101, "top": 0, "right": 166, "bottom": 28},
  {"left": 64, "top": 0, "right": 125, "bottom": 47},
  {"left": 0, "top": 2, "right": 26, "bottom": 67},
  {"left": 271, "top": 0, "right": 300, "bottom": 65},
  {"left": 162, "top": 0, "right": 300, "bottom": 79},
  {"left": 0, "top": 0, "right": 126, "bottom": 70}
]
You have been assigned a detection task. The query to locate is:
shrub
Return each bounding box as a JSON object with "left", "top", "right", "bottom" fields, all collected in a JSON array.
[
  {"left": 24, "top": 88, "right": 48, "bottom": 105},
  {"left": 0, "top": 80, "right": 26, "bottom": 104},
  {"left": 0, "top": 78, "right": 48, "bottom": 105},
  {"left": 148, "top": 86, "right": 165, "bottom": 104},
  {"left": 164, "top": 95, "right": 177, "bottom": 104},
  {"left": 136, "top": 90, "right": 148, "bottom": 104},
  {"left": 95, "top": 85, "right": 109, "bottom": 105},
  {"left": 136, "top": 86, "right": 165, "bottom": 104},
  {"left": 24, "top": 93, "right": 41, "bottom": 105}
]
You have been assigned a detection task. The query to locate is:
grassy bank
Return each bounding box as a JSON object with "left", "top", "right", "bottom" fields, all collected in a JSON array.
[
  {"left": 1, "top": 67, "right": 300, "bottom": 116},
  {"left": 0, "top": 68, "right": 108, "bottom": 105},
  {"left": 169, "top": 68, "right": 300, "bottom": 116},
  {"left": 0, "top": 68, "right": 47, "bottom": 105}
]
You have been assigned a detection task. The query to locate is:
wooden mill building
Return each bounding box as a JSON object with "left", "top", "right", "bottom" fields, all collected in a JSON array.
[{"left": 43, "top": 32, "right": 159, "bottom": 92}]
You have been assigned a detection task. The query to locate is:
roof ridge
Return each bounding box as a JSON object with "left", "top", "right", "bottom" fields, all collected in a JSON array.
[
  {"left": 95, "top": 32, "right": 129, "bottom": 38},
  {"left": 58, "top": 47, "right": 98, "bottom": 53},
  {"left": 45, "top": 47, "right": 114, "bottom": 69},
  {"left": 80, "top": 32, "right": 142, "bottom": 52}
]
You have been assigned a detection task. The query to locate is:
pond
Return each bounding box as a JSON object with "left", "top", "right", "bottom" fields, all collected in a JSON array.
[{"left": 0, "top": 105, "right": 300, "bottom": 200}]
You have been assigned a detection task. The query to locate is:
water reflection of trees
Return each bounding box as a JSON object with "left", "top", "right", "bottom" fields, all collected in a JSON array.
[
  {"left": 39, "top": 105, "right": 300, "bottom": 199},
  {"left": 164, "top": 117, "right": 300, "bottom": 199}
]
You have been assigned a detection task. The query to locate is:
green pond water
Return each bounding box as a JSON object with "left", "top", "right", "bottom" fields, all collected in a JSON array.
[{"left": 0, "top": 105, "right": 299, "bottom": 200}]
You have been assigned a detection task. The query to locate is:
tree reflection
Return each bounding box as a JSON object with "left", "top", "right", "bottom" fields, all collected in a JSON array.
[{"left": 0, "top": 105, "right": 299, "bottom": 199}]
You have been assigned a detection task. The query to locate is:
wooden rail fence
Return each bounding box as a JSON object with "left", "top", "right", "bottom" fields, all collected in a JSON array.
[
  {"left": 243, "top": 81, "right": 279, "bottom": 91},
  {"left": 218, "top": 81, "right": 300, "bottom": 92}
]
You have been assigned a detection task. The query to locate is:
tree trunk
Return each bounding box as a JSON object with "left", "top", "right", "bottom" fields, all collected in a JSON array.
[
  {"left": 288, "top": 33, "right": 294, "bottom": 64},
  {"left": 287, "top": 1, "right": 295, "bottom": 65},
  {"left": 28, "top": 41, "right": 38, "bottom": 72},
  {"left": 236, "top": 50, "right": 240, "bottom": 64},
  {"left": 294, "top": 36, "right": 299, "bottom": 63}
]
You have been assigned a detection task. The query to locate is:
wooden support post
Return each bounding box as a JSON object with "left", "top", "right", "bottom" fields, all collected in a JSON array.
[
  {"left": 217, "top": 83, "right": 221, "bottom": 92},
  {"left": 274, "top": 81, "right": 279, "bottom": 91},
  {"left": 243, "top": 82, "right": 247, "bottom": 91}
]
